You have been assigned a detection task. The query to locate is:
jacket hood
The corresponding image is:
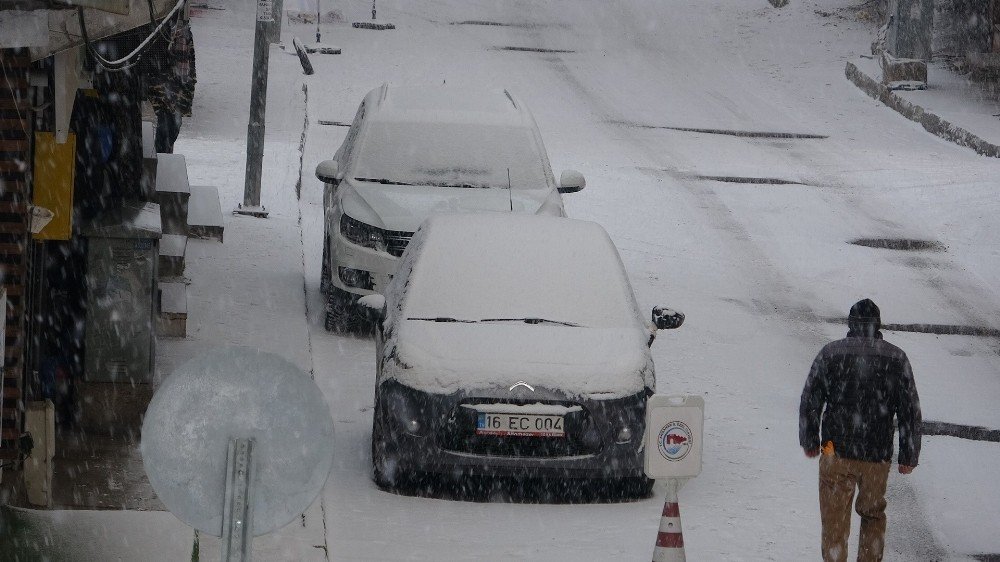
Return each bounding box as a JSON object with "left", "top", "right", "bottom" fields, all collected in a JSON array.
[{"left": 847, "top": 298, "right": 881, "bottom": 338}]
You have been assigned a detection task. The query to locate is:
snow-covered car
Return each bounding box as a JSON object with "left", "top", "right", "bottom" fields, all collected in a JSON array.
[
  {"left": 315, "top": 83, "right": 586, "bottom": 331},
  {"left": 361, "top": 214, "right": 685, "bottom": 493}
]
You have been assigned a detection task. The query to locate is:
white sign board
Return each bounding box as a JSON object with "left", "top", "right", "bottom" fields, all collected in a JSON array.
[
  {"left": 644, "top": 395, "right": 704, "bottom": 479},
  {"left": 257, "top": 0, "right": 274, "bottom": 22},
  {"left": 141, "top": 347, "right": 334, "bottom": 537}
]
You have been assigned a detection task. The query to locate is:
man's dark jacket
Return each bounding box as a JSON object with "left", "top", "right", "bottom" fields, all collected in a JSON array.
[{"left": 799, "top": 299, "right": 922, "bottom": 466}]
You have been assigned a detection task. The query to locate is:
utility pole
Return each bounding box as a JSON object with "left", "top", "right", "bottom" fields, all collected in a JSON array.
[
  {"left": 316, "top": 0, "right": 321, "bottom": 42},
  {"left": 265, "top": 0, "right": 284, "bottom": 44},
  {"left": 237, "top": 0, "right": 273, "bottom": 218}
]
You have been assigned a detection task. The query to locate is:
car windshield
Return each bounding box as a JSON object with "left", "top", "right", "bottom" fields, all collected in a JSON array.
[
  {"left": 397, "top": 216, "right": 641, "bottom": 329},
  {"left": 352, "top": 121, "right": 550, "bottom": 189}
]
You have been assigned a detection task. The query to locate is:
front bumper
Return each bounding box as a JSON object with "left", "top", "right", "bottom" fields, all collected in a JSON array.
[{"left": 375, "top": 381, "right": 648, "bottom": 479}]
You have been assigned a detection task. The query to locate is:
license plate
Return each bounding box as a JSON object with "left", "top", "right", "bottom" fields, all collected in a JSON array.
[{"left": 476, "top": 413, "right": 565, "bottom": 437}]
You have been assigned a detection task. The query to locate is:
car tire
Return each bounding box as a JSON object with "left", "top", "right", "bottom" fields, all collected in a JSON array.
[
  {"left": 324, "top": 286, "right": 366, "bottom": 333},
  {"left": 371, "top": 415, "right": 401, "bottom": 489},
  {"left": 320, "top": 240, "right": 331, "bottom": 295}
]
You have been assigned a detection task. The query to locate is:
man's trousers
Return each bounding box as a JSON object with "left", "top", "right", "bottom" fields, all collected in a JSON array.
[{"left": 818, "top": 453, "right": 891, "bottom": 562}]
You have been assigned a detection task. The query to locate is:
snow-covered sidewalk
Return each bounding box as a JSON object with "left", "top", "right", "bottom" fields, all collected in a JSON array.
[
  {"left": 145, "top": 4, "right": 328, "bottom": 558},
  {"left": 3, "top": 4, "right": 327, "bottom": 559}
]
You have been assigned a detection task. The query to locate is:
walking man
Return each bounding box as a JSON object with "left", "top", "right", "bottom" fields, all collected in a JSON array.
[
  {"left": 800, "top": 299, "right": 922, "bottom": 562},
  {"left": 150, "top": 12, "right": 196, "bottom": 153}
]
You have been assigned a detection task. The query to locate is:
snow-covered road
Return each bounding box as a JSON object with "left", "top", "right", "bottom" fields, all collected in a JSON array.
[{"left": 277, "top": 0, "right": 1000, "bottom": 559}]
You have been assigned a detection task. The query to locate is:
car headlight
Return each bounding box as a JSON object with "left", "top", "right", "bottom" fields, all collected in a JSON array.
[
  {"left": 613, "top": 395, "right": 646, "bottom": 446},
  {"left": 340, "top": 214, "right": 386, "bottom": 251},
  {"left": 385, "top": 385, "right": 426, "bottom": 436},
  {"left": 615, "top": 425, "right": 634, "bottom": 444}
]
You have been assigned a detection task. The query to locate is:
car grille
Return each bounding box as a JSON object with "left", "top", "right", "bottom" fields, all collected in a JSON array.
[
  {"left": 438, "top": 400, "right": 600, "bottom": 458},
  {"left": 383, "top": 230, "right": 413, "bottom": 257}
]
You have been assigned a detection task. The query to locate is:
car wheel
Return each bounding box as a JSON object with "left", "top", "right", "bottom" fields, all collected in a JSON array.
[
  {"left": 320, "top": 240, "right": 331, "bottom": 295},
  {"left": 371, "top": 415, "right": 401, "bottom": 489},
  {"left": 324, "top": 287, "right": 367, "bottom": 333}
]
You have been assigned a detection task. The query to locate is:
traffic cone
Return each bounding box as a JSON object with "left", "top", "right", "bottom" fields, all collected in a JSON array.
[{"left": 652, "top": 481, "right": 686, "bottom": 562}]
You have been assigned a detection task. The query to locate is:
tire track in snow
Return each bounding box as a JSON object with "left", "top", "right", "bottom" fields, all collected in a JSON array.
[
  {"left": 771, "top": 132, "right": 1000, "bottom": 337},
  {"left": 537, "top": 48, "right": 829, "bottom": 344}
]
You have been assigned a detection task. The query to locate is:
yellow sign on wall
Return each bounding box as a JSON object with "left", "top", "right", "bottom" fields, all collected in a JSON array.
[{"left": 33, "top": 131, "right": 77, "bottom": 241}]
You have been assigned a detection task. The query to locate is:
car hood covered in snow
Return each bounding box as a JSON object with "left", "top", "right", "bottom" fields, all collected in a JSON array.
[
  {"left": 382, "top": 321, "right": 655, "bottom": 399},
  {"left": 342, "top": 181, "right": 554, "bottom": 232}
]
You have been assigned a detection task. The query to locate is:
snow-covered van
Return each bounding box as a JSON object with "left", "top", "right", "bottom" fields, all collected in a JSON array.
[
  {"left": 315, "top": 83, "right": 586, "bottom": 331},
  {"left": 361, "top": 214, "right": 685, "bottom": 494}
]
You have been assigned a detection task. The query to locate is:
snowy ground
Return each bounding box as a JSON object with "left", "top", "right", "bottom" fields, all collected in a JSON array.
[
  {"left": 6, "top": 0, "right": 1000, "bottom": 559},
  {"left": 293, "top": 0, "right": 1000, "bottom": 560}
]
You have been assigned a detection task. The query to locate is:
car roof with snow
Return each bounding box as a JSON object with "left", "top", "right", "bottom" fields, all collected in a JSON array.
[
  {"left": 350, "top": 84, "right": 553, "bottom": 190},
  {"left": 365, "top": 83, "right": 533, "bottom": 128},
  {"left": 390, "top": 214, "right": 643, "bottom": 329}
]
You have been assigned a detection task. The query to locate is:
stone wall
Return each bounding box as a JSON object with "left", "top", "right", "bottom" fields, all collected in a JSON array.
[{"left": 933, "top": 0, "right": 991, "bottom": 58}]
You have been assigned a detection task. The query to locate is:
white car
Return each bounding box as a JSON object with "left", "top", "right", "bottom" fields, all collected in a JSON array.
[
  {"left": 359, "top": 214, "right": 685, "bottom": 494},
  {"left": 315, "top": 83, "right": 586, "bottom": 331}
]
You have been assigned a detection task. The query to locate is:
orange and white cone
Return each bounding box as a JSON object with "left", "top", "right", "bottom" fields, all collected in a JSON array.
[{"left": 652, "top": 482, "right": 685, "bottom": 562}]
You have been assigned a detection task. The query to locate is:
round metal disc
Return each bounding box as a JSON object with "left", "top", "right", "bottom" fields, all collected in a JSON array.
[{"left": 141, "top": 347, "right": 334, "bottom": 537}]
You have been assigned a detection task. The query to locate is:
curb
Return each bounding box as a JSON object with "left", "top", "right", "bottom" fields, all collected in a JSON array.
[{"left": 845, "top": 61, "right": 1000, "bottom": 158}]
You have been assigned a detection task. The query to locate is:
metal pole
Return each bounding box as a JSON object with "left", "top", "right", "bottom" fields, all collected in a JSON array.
[
  {"left": 221, "top": 438, "right": 257, "bottom": 562},
  {"left": 238, "top": 0, "right": 272, "bottom": 217}
]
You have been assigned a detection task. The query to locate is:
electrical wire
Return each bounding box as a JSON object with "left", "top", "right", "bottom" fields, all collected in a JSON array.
[
  {"left": 77, "top": 2, "right": 179, "bottom": 71},
  {"left": 76, "top": 0, "right": 186, "bottom": 72},
  {"left": 150, "top": 0, "right": 176, "bottom": 42}
]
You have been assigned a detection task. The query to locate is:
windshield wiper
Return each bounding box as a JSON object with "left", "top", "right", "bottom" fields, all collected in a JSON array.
[
  {"left": 479, "top": 317, "right": 581, "bottom": 327},
  {"left": 354, "top": 177, "right": 416, "bottom": 186},
  {"left": 427, "top": 182, "right": 493, "bottom": 189},
  {"left": 407, "top": 317, "right": 478, "bottom": 323}
]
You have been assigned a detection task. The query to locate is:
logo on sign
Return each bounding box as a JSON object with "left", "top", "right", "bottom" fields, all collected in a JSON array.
[{"left": 657, "top": 420, "right": 693, "bottom": 461}]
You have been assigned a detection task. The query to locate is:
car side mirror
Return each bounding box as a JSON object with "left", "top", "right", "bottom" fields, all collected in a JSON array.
[
  {"left": 558, "top": 170, "right": 586, "bottom": 194},
  {"left": 316, "top": 160, "right": 340, "bottom": 184},
  {"left": 358, "top": 294, "right": 386, "bottom": 323},
  {"left": 652, "top": 307, "right": 684, "bottom": 330}
]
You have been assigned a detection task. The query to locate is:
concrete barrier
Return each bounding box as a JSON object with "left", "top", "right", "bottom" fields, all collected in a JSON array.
[{"left": 845, "top": 60, "right": 1000, "bottom": 158}]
